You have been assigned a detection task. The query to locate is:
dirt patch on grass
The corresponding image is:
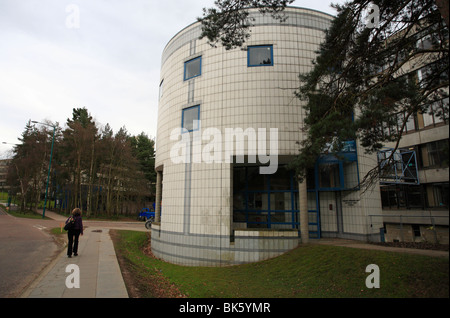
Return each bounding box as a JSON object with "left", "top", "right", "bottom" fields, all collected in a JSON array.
[{"left": 110, "top": 229, "right": 187, "bottom": 298}]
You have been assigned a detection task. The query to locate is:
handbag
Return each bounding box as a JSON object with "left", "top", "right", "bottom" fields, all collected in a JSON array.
[{"left": 64, "top": 216, "right": 75, "bottom": 231}]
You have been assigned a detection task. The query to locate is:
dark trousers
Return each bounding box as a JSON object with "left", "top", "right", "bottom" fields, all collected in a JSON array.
[{"left": 67, "top": 229, "right": 81, "bottom": 256}]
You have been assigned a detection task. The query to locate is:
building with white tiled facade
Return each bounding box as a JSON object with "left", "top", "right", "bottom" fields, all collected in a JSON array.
[{"left": 153, "top": 6, "right": 399, "bottom": 266}]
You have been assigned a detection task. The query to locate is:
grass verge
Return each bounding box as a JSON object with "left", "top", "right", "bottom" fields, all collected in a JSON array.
[
  {"left": 6, "top": 210, "right": 52, "bottom": 219},
  {"left": 111, "top": 230, "right": 449, "bottom": 298}
]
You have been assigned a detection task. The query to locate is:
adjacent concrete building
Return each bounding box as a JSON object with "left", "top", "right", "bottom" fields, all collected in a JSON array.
[{"left": 376, "top": 21, "right": 449, "bottom": 244}]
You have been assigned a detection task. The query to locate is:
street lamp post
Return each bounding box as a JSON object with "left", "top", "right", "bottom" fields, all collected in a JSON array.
[{"left": 32, "top": 121, "right": 56, "bottom": 219}]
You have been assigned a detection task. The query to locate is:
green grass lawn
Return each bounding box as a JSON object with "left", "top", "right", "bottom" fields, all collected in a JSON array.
[{"left": 111, "top": 230, "right": 449, "bottom": 298}]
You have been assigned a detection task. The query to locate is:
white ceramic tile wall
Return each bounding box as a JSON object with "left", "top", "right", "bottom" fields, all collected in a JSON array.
[{"left": 156, "top": 8, "right": 333, "bottom": 240}]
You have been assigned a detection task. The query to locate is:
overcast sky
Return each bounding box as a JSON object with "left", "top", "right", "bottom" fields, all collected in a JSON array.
[{"left": 0, "top": 0, "right": 339, "bottom": 158}]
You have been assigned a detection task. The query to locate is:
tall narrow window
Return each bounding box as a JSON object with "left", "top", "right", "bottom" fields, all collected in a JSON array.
[
  {"left": 412, "top": 224, "right": 421, "bottom": 237},
  {"left": 248, "top": 45, "right": 273, "bottom": 67},
  {"left": 182, "top": 105, "right": 200, "bottom": 132},
  {"left": 184, "top": 56, "right": 202, "bottom": 80},
  {"left": 159, "top": 79, "right": 164, "bottom": 100}
]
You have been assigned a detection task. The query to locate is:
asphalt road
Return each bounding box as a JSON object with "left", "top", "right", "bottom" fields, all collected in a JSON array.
[{"left": 0, "top": 213, "right": 61, "bottom": 298}]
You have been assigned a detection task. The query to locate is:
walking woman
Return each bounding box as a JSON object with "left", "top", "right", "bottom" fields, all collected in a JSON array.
[{"left": 66, "top": 208, "right": 83, "bottom": 258}]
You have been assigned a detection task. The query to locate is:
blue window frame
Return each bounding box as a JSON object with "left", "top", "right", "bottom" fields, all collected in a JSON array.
[
  {"left": 184, "top": 56, "right": 202, "bottom": 80},
  {"left": 182, "top": 105, "right": 200, "bottom": 132},
  {"left": 233, "top": 166, "right": 299, "bottom": 230},
  {"left": 248, "top": 45, "right": 273, "bottom": 67},
  {"left": 315, "top": 140, "right": 359, "bottom": 191}
]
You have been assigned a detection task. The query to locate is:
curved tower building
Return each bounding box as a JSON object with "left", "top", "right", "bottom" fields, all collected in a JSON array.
[{"left": 153, "top": 7, "right": 383, "bottom": 266}]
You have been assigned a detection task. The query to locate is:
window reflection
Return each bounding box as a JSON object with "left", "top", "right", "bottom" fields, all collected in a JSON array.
[
  {"left": 248, "top": 45, "right": 273, "bottom": 66},
  {"left": 184, "top": 56, "right": 202, "bottom": 80}
]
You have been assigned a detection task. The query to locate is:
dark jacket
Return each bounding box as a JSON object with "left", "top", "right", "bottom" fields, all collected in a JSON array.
[
  {"left": 73, "top": 214, "right": 83, "bottom": 234},
  {"left": 66, "top": 214, "right": 83, "bottom": 234}
]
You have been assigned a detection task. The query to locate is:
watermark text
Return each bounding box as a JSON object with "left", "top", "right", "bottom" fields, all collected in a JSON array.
[
  {"left": 364, "top": 3, "right": 380, "bottom": 28},
  {"left": 170, "top": 121, "right": 279, "bottom": 174},
  {"left": 65, "top": 4, "right": 80, "bottom": 29},
  {"left": 365, "top": 264, "right": 380, "bottom": 288},
  {"left": 65, "top": 264, "right": 80, "bottom": 289}
]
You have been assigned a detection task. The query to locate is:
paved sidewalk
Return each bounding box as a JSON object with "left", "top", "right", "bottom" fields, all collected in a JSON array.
[
  {"left": 21, "top": 212, "right": 129, "bottom": 298},
  {"left": 311, "top": 238, "right": 449, "bottom": 258}
]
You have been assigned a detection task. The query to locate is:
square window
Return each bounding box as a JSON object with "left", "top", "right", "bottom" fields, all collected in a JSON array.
[
  {"left": 248, "top": 45, "right": 273, "bottom": 67},
  {"left": 184, "top": 56, "right": 202, "bottom": 80},
  {"left": 182, "top": 105, "right": 200, "bottom": 132}
]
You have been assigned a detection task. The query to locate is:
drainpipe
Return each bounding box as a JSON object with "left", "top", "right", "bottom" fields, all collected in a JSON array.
[
  {"left": 299, "top": 177, "right": 309, "bottom": 243},
  {"left": 155, "top": 171, "right": 162, "bottom": 223}
]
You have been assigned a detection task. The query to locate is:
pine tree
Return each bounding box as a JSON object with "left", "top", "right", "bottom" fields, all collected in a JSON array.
[
  {"left": 199, "top": 0, "right": 449, "bottom": 188},
  {"left": 198, "top": 0, "right": 295, "bottom": 49},
  {"left": 292, "top": 0, "right": 448, "bottom": 187}
]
